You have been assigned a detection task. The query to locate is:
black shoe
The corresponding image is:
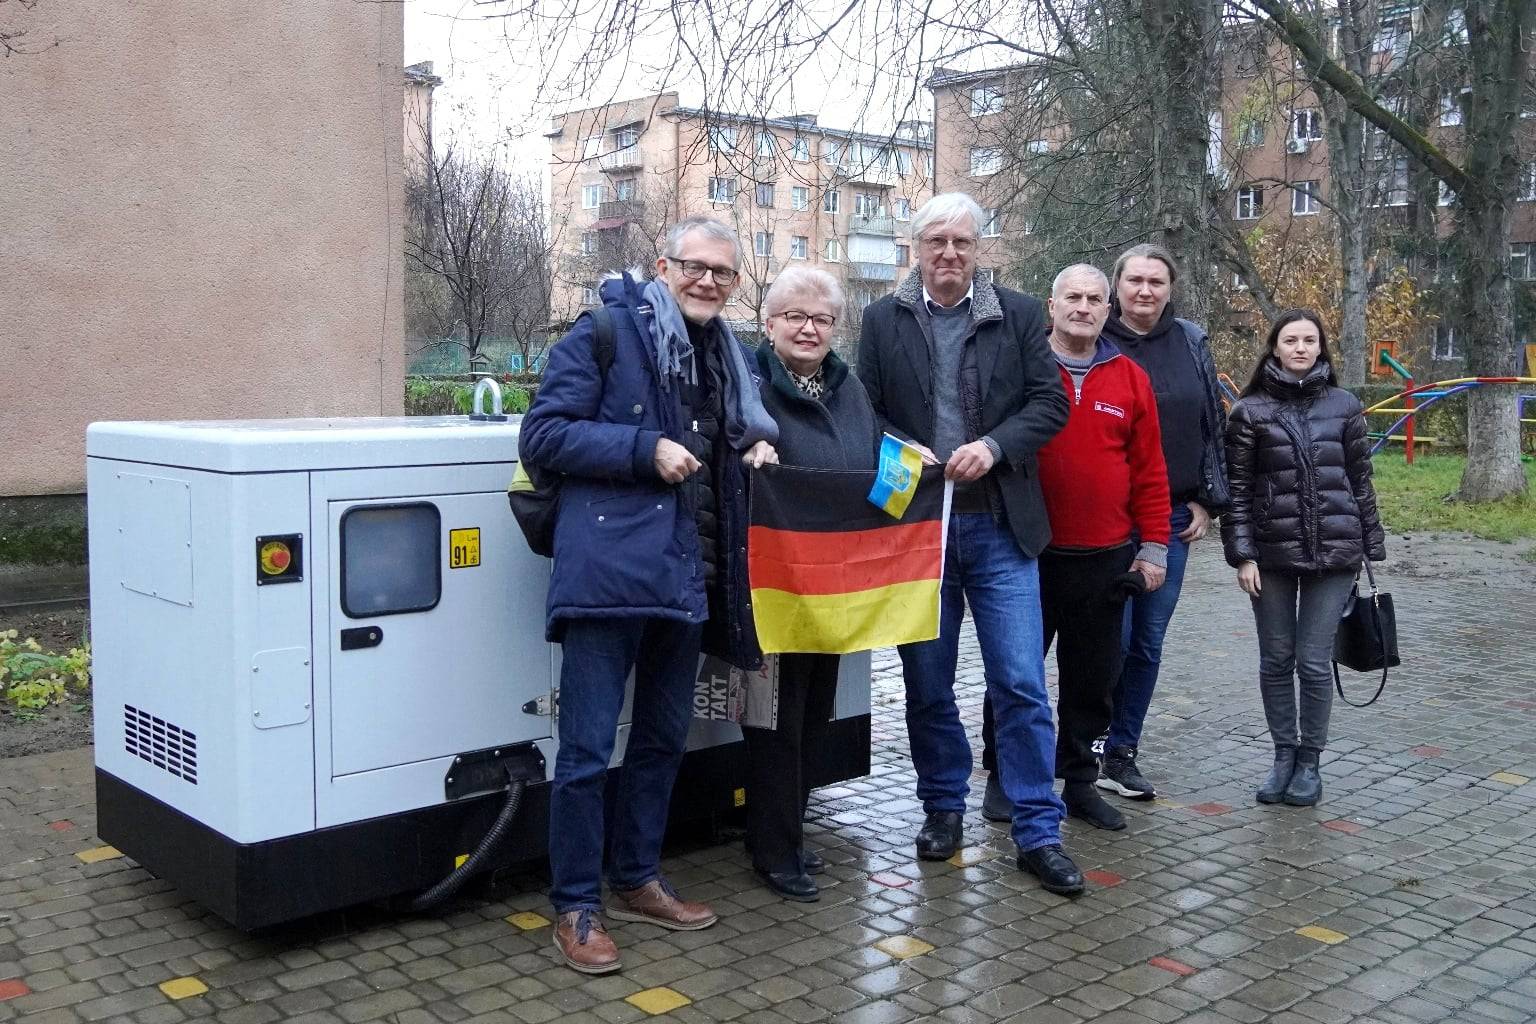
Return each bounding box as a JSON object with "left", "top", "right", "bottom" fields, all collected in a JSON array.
[
  {"left": 1016, "top": 843, "right": 1085, "bottom": 896},
  {"left": 1256, "top": 747, "right": 1297, "bottom": 805},
  {"left": 1096, "top": 745, "right": 1156, "bottom": 801},
  {"left": 755, "top": 866, "right": 819, "bottom": 902},
  {"left": 1063, "top": 781, "right": 1127, "bottom": 831},
  {"left": 981, "top": 773, "right": 1011, "bottom": 823},
  {"left": 915, "top": 811, "right": 964, "bottom": 860},
  {"left": 1283, "top": 749, "right": 1322, "bottom": 806},
  {"left": 800, "top": 848, "right": 825, "bottom": 875}
]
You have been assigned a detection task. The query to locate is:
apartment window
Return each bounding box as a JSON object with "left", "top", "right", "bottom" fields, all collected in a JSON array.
[
  {"left": 1234, "top": 33, "right": 1267, "bottom": 77},
  {"left": 614, "top": 177, "right": 636, "bottom": 201},
  {"left": 823, "top": 190, "right": 841, "bottom": 214},
  {"left": 1377, "top": 16, "right": 1412, "bottom": 61},
  {"left": 976, "top": 268, "right": 995, "bottom": 284},
  {"left": 925, "top": 153, "right": 935, "bottom": 177},
  {"left": 1512, "top": 243, "right": 1535, "bottom": 280},
  {"left": 1207, "top": 111, "right": 1224, "bottom": 174},
  {"left": 581, "top": 285, "right": 599, "bottom": 305},
  {"left": 1236, "top": 185, "right": 1264, "bottom": 220},
  {"left": 1439, "top": 180, "right": 1457, "bottom": 207},
  {"left": 791, "top": 186, "right": 809, "bottom": 211},
  {"left": 756, "top": 182, "right": 775, "bottom": 208},
  {"left": 1372, "top": 157, "right": 1409, "bottom": 206},
  {"left": 823, "top": 139, "right": 843, "bottom": 166},
  {"left": 895, "top": 198, "right": 911, "bottom": 220},
  {"left": 580, "top": 231, "right": 597, "bottom": 256},
  {"left": 1433, "top": 325, "right": 1460, "bottom": 360},
  {"left": 825, "top": 238, "right": 842, "bottom": 262},
  {"left": 1520, "top": 164, "right": 1536, "bottom": 201},
  {"left": 708, "top": 125, "right": 738, "bottom": 153},
  {"left": 613, "top": 126, "right": 638, "bottom": 148},
  {"left": 1291, "top": 180, "right": 1320, "bottom": 215},
  {"left": 708, "top": 177, "right": 736, "bottom": 204},
  {"left": 854, "top": 192, "right": 881, "bottom": 217},
  {"left": 1443, "top": 7, "right": 1468, "bottom": 45},
  {"left": 896, "top": 151, "right": 914, "bottom": 175},
  {"left": 1291, "top": 108, "right": 1323, "bottom": 142},
  {"left": 581, "top": 136, "right": 602, "bottom": 160},
  {"left": 1026, "top": 139, "right": 1050, "bottom": 155},
  {"left": 790, "top": 235, "right": 808, "bottom": 259},
  {"left": 791, "top": 137, "right": 810, "bottom": 161},
  {"left": 970, "top": 83, "right": 1004, "bottom": 116},
  {"left": 582, "top": 184, "right": 604, "bottom": 209},
  {"left": 1023, "top": 215, "right": 1038, "bottom": 235},
  {"left": 982, "top": 208, "right": 1002, "bottom": 237},
  {"left": 754, "top": 231, "right": 773, "bottom": 257},
  {"left": 756, "top": 131, "right": 776, "bottom": 157},
  {"left": 970, "top": 146, "right": 1002, "bottom": 176},
  {"left": 1439, "top": 89, "right": 1468, "bottom": 127},
  {"left": 896, "top": 243, "right": 910, "bottom": 267},
  {"left": 1238, "top": 119, "right": 1266, "bottom": 148}
]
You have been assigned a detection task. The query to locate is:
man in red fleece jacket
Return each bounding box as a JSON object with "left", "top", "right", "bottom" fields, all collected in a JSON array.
[{"left": 981, "top": 264, "right": 1171, "bottom": 831}]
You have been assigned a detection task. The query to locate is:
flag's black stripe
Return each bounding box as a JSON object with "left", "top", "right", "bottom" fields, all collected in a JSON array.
[{"left": 750, "top": 462, "right": 946, "bottom": 533}]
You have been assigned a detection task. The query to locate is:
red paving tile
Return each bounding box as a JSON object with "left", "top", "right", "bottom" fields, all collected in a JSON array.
[
  {"left": 1188, "top": 802, "right": 1234, "bottom": 816},
  {"left": 1321, "top": 819, "right": 1364, "bottom": 835},
  {"left": 1411, "top": 745, "right": 1447, "bottom": 757},
  {"left": 1084, "top": 869, "right": 1124, "bottom": 887},
  {"left": 869, "top": 872, "right": 911, "bottom": 889},
  {"left": 1149, "top": 956, "right": 1198, "bottom": 976},
  {"left": 0, "top": 979, "right": 31, "bottom": 1001},
  {"left": 1505, "top": 699, "right": 1536, "bottom": 711},
  {"left": 47, "top": 820, "right": 74, "bottom": 831}
]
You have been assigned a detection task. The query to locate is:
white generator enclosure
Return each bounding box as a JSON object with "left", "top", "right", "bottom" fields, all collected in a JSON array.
[{"left": 86, "top": 414, "right": 872, "bottom": 929}]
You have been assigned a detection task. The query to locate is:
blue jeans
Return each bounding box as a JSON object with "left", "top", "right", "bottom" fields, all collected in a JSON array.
[
  {"left": 548, "top": 616, "right": 702, "bottom": 913},
  {"left": 898, "top": 513, "right": 1065, "bottom": 852},
  {"left": 1107, "top": 503, "right": 1192, "bottom": 751}
]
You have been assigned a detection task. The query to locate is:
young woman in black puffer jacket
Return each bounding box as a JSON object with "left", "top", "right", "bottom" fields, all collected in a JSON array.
[{"left": 1221, "top": 309, "right": 1386, "bottom": 808}]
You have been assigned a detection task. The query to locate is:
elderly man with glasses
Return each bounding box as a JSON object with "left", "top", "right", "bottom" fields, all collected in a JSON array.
[
  {"left": 520, "top": 216, "right": 778, "bottom": 974},
  {"left": 856, "top": 193, "right": 1082, "bottom": 895}
]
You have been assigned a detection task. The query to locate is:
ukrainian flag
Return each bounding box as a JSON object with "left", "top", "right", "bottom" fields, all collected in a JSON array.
[
  {"left": 867, "top": 433, "right": 927, "bottom": 519},
  {"left": 749, "top": 463, "right": 947, "bottom": 654}
]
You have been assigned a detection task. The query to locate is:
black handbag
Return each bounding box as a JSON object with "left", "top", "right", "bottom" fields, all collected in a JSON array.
[{"left": 1331, "top": 560, "right": 1398, "bottom": 708}]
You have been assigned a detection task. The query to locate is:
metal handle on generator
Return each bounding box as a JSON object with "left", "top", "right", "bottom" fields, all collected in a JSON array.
[{"left": 469, "top": 378, "right": 508, "bottom": 422}]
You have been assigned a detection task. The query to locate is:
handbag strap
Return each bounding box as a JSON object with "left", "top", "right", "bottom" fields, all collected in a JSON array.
[{"left": 1333, "top": 582, "right": 1388, "bottom": 708}]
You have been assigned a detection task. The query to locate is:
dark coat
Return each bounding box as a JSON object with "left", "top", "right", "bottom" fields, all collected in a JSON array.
[
  {"left": 753, "top": 344, "right": 879, "bottom": 472},
  {"left": 1221, "top": 358, "right": 1387, "bottom": 574},
  {"left": 856, "top": 268, "right": 1070, "bottom": 558},
  {"left": 518, "top": 274, "right": 767, "bottom": 667}
]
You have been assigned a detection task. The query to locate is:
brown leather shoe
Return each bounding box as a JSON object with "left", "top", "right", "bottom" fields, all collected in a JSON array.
[
  {"left": 554, "top": 910, "right": 621, "bottom": 974},
  {"left": 607, "top": 878, "right": 718, "bottom": 931}
]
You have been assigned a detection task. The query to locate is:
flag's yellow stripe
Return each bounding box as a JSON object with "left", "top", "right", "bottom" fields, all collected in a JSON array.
[{"left": 751, "top": 578, "right": 941, "bottom": 654}]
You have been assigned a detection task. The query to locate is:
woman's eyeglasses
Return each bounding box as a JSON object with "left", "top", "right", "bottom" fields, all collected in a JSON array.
[{"left": 775, "top": 310, "right": 836, "bottom": 330}]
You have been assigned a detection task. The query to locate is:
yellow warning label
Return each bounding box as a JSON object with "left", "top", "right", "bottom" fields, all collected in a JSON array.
[
  {"left": 733, "top": 787, "right": 746, "bottom": 808},
  {"left": 449, "top": 528, "right": 481, "bottom": 569},
  {"left": 455, "top": 853, "right": 469, "bottom": 869},
  {"left": 259, "top": 540, "right": 292, "bottom": 575}
]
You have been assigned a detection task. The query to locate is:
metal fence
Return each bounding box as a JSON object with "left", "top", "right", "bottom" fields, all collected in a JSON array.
[{"left": 406, "top": 338, "right": 550, "bottom": 376}]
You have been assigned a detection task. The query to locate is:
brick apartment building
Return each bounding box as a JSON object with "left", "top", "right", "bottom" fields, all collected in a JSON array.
[{"left": 546, "top": 92, "right": 935, "bottom": 337}]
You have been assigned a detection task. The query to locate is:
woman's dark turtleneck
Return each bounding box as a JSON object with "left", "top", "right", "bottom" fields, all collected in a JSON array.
[{"left": 1102, "top": 300, "right": 1204, "bottom": 504}]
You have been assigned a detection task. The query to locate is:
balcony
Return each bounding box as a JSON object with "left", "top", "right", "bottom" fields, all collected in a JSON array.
[
  {"left": 599, "top": 144, "right": 643, "bottom": 173},
  {"left": 847, "top": 261, "right": 898, "bottom": 282},
  {"left": 838, "top": 163, "right": 900, "bottom": 188},
  {"left": 848, "top": 213, "right": 896, "bottom": 236},
  {"left": 597, "top": 198, "right": 643, "bottom": 222}
]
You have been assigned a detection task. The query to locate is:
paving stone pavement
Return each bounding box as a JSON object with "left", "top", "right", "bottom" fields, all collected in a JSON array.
[{"left": 3, "top": 538, "right": 1535, "bottom": 1024}]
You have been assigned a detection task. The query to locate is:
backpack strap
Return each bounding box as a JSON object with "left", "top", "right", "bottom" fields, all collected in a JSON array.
[{"left": 589, "top": 306, "right": 616, "bottom": 378}]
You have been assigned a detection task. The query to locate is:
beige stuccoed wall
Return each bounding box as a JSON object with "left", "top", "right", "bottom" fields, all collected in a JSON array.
[{"left": 0, "top": 3, "right": 405, "bottom": 496}]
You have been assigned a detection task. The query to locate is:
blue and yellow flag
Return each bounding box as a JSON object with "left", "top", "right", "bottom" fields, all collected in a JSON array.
[{"left": 867, "top": 433, "right": 926, "bottom": 518}]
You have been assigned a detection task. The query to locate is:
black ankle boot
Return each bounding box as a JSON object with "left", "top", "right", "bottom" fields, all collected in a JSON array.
[
  {"left": 1256, "top": 747, "right": 1297, "bottom": 805},
  {"left": 1283, "top": 749, "right": 1322, "bottom": 806}
]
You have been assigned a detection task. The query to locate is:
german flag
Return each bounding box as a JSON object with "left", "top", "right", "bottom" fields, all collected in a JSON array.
[{"left": 749, "top": 463, "right": 948, "bottom": 654}]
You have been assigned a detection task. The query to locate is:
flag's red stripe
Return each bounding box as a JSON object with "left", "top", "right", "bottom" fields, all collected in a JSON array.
[{"left": 748, "top": 521, "right": 943, "bottom": 596}]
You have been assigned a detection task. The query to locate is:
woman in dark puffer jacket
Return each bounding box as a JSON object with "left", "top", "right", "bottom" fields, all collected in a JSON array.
[{"left": 1222, "top": 309, "right": 1385, "bottom": 808}]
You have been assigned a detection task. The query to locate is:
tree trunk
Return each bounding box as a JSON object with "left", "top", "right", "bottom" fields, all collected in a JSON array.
[{"left": 1319, "top": 1, "right": 1371, "bottom": 388}]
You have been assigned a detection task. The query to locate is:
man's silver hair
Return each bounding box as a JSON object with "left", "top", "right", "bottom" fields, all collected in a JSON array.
[
  {"left": 661, "top": 216, "right": 742, "bottom": 269},
  {"left": 909, "top": 192, "right": 986, "bottom": 242},
  {"left": 763, "top": 266, "right": 846, "bottom": 319},
  {"left": 1051, "top": 263, "right": 1110, "bottom": 300}
]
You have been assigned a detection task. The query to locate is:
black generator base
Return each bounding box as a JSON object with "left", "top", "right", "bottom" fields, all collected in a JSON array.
[{"left": 95, "top": 713, "right": 871, "bottom": 930}]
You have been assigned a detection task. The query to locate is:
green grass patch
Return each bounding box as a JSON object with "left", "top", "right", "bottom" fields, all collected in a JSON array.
[{"left": 1371, "top": 453, "right": 1536, "bottom": 547}]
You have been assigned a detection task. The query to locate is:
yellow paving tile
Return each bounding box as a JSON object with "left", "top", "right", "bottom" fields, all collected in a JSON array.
[
  {"left": 875, "top": 935, "right": 936, "bottom": 959},
  {"left": 1296, "top": 925, "right": 1348, "bottom": 945},
  {"left": 626, "top": 987, "right": 691, "bottom": 1015},
  {"left": 1152, "top": 798, "right": 1183, "bottom": 809},
  {"left": 158, "top": 977, "right": 208, "bottom": 999},
  {"left": 505, "top": 911, "right": 550, "bottom": 930},
  {"left": 946, "top": 846, "right": 993, "bottom": 868},
  {"left": 1490, "top": 772, "right": 1530, "bottom": 786},
  {"left": 75, "top": 846, "right": 123, "bottom": 864}
]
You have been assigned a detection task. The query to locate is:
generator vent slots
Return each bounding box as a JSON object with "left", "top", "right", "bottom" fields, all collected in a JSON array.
[{"left": 123, "top": 705, "right": 198, "bottom": 784}]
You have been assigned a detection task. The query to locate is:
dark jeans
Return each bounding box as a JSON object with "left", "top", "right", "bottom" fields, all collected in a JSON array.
[
  {"left": 898, "top": 513, "right": 1064, "bottom": 852},
  {"left": 1107, "top": 503, "right": 1193, "bottom": 751},
  {"left": 548, "top": 616, "right": 703, "bottom": 913},
  {"left": 981, "top": 543, "right": 1134, "bottom": 783},
  {"left": 1250, "top": 569, "right": 1355, "bottom": 752},
  {"left": 742, "top": 653, "right": 840, "bottom": 873}
]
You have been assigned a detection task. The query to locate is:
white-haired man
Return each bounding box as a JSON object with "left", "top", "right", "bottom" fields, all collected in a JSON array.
[
  {"left": 521, "top": 216, "right": 778, "bottom": 972},
  {"left": 856, "top": 193, "right": 1082, "bottom": 894}
]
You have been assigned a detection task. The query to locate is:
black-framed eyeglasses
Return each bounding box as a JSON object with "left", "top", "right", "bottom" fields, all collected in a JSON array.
[
  {"left": 775, "top": 310, "right": 836, "bottom": 330},
  {"left": 667, "top": 257, "right": 739, "bottom": 286}
]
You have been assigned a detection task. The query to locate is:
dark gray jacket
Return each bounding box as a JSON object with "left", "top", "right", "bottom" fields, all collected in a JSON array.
[{"left": 753, "top": 344, "right": 879, "bottom": 471}]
